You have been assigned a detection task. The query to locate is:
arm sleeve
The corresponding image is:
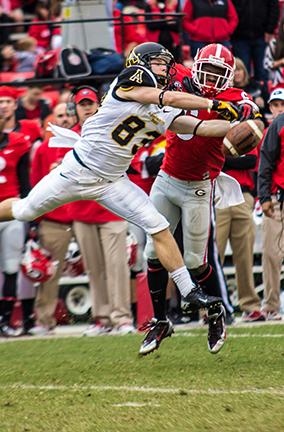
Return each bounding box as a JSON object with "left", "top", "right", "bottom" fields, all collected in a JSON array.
[
  {"left": 223, "top": 154, "right": 257, "bottom": 171},
  {"left": 227, "top": 0, "right": 239, "bottom": 34},
  {"left": 16, "top": 152, "right": 31, "bottom": 198},
  {"left": 258, "top": 118, "right": 282, "bottom": 203}
]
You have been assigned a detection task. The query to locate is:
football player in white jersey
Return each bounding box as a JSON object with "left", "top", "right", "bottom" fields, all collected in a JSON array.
[{"left": 0, "top": 42, "right": 239, "bottom": 326}]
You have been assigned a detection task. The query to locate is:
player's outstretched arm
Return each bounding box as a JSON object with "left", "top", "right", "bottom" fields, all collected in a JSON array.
[
  {"left": 168, "top": 116, "right": 231, "bottom": 137},
  {"left": 117, "top": 86, "right": 212, "bottom": 110},
  {"left": 116, "top": 86, "right": 239, "bottom": 120}
]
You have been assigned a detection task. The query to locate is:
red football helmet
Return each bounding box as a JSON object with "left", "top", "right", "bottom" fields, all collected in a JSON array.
[
  {"left": 192, "top": 44, "right": 235, "bottom": 97},
  {"left": 21, "top": 239, "right": 58, "bottom": 283}
]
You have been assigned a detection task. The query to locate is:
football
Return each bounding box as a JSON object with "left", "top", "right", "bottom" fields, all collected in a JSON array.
[{"left": 222, "top": 119, "right": 265, "bottom": 157}]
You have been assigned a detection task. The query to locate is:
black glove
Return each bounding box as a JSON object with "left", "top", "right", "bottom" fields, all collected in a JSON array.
[
  {"left": 211, "top": 100, "right": 240, "bottom": 121},
  {"left": 182, "top": 76, "right": 202, "bottom": 96},
  {"left": 237, "top": 103, "right": 255, "bottom": 121}
]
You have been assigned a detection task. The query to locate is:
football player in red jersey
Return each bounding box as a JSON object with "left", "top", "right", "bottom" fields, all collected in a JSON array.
[
  {"left": 0, "top": 108, "right": 31, "bottom": 337},
  {"left": 0, "top": 86, "right": 42, "bottom": 152},
  {"left": 140, "top": 43, "right": 260, "bottom": 356}
]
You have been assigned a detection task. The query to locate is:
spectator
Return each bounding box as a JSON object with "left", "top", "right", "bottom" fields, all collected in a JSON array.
[
  {"left": 182, "top": 0, "right": 238, "bottom": 58},
  {"left": 216, "top": 149, "right": 266, "bottom": 322},
  {"left": 264, "top": 16, "right": 284, "bottom": 88},
  {"left": 0, "top": 4, "right": 14, "bottom": 46},
  {"left": 67, "top": 86, "right": 135, "bottom": 335},
  {"left": 231, "top": 0, "right": 279, "bottom": 82},
  {"left": 28, "top": 102, "right": 74, "bottom": 335},
  {"left": 16, "top": 85, "right": 51, "bottom": 124},
  {"left": 145, "top": 0, "right": 180, "bottom": 60},
  {"left": 233, "top": 57, "right": 269, "bottom": 119},
  {"left": 0, "top": 86, "right": 42, "bottom": 150},
  {"left": 28, "top": 0, "right": 62, "bottom": 51},
  {"left": 0, "top": 44, "right": 17, "bottom": 71},
  {"left": 15, "top": 36, "right": 38, "bottom": 72},
  {"left": 258, "top": 87, "right": 284, "bottom": 321},
  {"left": 113, "top": 0, "right": 146, "bottom": 55},
  {"left": 0, "top": 108, "right": 31, "bottom": 337}
]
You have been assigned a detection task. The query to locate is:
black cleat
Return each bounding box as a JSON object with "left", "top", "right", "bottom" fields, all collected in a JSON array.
[
  {"left": 207, "top": 304, "right": 226, "bottom": 354},
  {"left": 181, "top": 285, "right": 222, "bottom": 313},
  {"left": 139, "top": 318, "right": 174, "bottom": 356}
]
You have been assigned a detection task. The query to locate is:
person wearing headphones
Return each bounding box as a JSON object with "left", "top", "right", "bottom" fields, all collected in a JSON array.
[{"left": 65, "top": 86, "right": 135, "bottom": 335}]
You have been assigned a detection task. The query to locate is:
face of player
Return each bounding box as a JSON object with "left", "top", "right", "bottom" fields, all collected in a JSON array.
[
  {"left": 0, "top": 97, "right": 16, "bottom": 120},
  {"left": 201, "top": 64, "right": 227, "bottom": 88},
  {"left": 149, "top": 57, "right": 172, "bottom": 88},
  {"left": 53, "top": 103, "right": 71, "bottom": 128},
  {"left": 76, "top": 99, "right": 98, "bottom": 123},
  {"left": 269, "top": 100, "right": 284, "bottom": 119}
]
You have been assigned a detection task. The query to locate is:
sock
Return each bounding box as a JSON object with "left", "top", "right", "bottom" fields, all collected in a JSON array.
[
  {"left": 131, "top": 302, "right": 137, "bottom": 327},
  {"left": 169, "top": 266, "right": 194, "bottom": 297},
  {"left": 21, "top": 298, "right": 35, "bottom": 330},
  {"left": 147, "top": 261, "right": 168, "bottom": 321},
  {"left": 195, "top": 265, "right": 221, "bottom": 297},
  {"left": 1, "top": 300, "right": 15, "bottom": 326}
]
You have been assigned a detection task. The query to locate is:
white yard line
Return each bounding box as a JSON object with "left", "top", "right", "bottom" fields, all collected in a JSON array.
[{"left": 0, "top": 384, "right": 283, "bottom": 396}]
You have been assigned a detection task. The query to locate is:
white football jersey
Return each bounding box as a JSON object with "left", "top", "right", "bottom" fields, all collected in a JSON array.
[{"left": 74, "top": 66, "right": 182, "bottom": 181}]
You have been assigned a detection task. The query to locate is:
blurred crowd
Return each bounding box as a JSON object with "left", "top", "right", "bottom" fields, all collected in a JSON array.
[{"left": 0, "top": 0, "right": 284, "bottom": 338}]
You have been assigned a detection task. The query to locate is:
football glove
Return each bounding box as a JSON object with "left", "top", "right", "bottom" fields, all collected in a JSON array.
[
  {"left": 237, "top": 103, "right": 255, "bottom": 121},
  {"left": 182, "top": 76, "right": 202, "bottom": 96},
  {"left": 211, "top": 100, "right": 240, "bottom": 121}
]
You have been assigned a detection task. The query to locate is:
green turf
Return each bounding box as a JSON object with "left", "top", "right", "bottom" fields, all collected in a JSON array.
[{"left": 0, "top": 325, "right": 283, "bottom": 432}]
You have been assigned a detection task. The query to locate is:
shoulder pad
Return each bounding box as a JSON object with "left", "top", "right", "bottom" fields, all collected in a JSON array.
[{"left": 115, "top": 66, "right": 157, "bottom": 91}]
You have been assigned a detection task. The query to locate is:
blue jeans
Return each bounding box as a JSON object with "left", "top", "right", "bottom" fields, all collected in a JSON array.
[{"left": 232, "top": 37, "right": 267, "bottom": 81}]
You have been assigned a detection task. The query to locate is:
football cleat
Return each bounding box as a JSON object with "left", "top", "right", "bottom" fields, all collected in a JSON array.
[
  {"left": 207, "top": 304, "right": 226, "bottom": 354},
  {"left": 139, "top": 318, "right": 174, "bottom": 356},
  {"left": 181, "top": 285, "right": 222, "bottom": 313}
]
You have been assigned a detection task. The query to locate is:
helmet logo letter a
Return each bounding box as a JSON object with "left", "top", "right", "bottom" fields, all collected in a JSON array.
[{"left": 129, "top": 69, "right": 144, "bottom": 84}]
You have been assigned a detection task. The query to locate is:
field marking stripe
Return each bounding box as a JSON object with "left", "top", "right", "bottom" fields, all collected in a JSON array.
[
  {"left": 175, "top": 333, "right": 284, "bottom": 338},
  {"left": 0, "top": 333, "right": 283, "bottom": 344},
  {"left": 0, "top": 384, "right": 283, "bottom": 396}
]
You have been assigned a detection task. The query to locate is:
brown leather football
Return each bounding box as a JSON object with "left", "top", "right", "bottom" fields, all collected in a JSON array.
[{"left": 222, "top": 119, "right": 265, "bottom": 157}]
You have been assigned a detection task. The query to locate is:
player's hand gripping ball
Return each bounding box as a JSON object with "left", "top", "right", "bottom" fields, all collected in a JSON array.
[{"left": 222, "top": 119, "right": 264, "bottom": 157}]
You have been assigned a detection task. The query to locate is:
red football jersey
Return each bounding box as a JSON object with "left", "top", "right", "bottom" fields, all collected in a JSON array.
[
  {"left": 17, "top": 119, "right": 42, "bottom": 144},
  {"left": 0, "top": 132, "right": 31, "bottom": 202},
  {"left": 162, "top": 64, "right": 253, "bottom": 181}
]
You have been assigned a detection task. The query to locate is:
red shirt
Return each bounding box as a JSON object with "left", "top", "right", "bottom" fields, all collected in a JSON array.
[
  {"left": 16, "top": 119, "right": 42, "bottom": 144},
  {"left": 28, "top": 18, "right": 61, "bottom": 50},
  {"left": 31, "top": 139, "right": 72, "bottom": 223},
  {"left": 67, "top": 123, "right": 123, "bottom": 224},
  {"left": 162, "top": 64, "right": 252, "bottom": 181},
  {"left": 0, "top": 132, "right": 31, "bottom": 202}
]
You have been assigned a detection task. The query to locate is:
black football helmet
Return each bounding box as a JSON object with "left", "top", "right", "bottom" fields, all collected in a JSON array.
[{"left": 126, "top": 42, "right": 175, "bottom": 87}]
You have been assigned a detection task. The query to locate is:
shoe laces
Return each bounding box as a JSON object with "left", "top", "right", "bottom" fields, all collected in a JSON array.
[{"left": 139, "top": 318, "right": 157, "bottom": 332}]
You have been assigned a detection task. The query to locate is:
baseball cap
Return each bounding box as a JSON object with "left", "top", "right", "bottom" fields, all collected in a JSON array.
[
  {"left": 0, "top": 86, "right": 18, "bottom": 100},
  {"left": 74, "top": 88, "right": 98, "bottom": 104},
  {"left": 268, "top": 88, "right": 284, "bottom": 103}
]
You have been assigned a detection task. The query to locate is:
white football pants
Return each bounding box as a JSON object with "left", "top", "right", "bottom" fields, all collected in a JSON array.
[
  {"left": 12, "top": 151, "right": 169, "bottom": 235},
  {"left": 145, "top": 170, "right": 213, "bottom": 268}
]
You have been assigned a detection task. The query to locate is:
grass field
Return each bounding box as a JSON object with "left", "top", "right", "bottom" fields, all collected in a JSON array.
[{"left": 0, "top": 324, "right": 283, "bottom": 432}]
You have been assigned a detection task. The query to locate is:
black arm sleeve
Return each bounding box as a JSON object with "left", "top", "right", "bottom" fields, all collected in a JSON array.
[
  {"left": 223, "top": 154, "right": 257, "bottom": 171},
  {"left": 258, "top": 117, "right": 283, "bottom": 203},
  {"left": 16, "top": 152, "right": 31, "bottom": 198},
  {"left": 145, "top": 153, "right": 164, "bottom": 176}
]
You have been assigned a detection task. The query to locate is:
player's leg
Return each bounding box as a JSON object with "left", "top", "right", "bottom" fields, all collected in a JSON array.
[
  {"left": 0, "top": 220, "right": 25, "bottom": 336},
  {"left": 181, "top": 179, "right": 226, "bottom": 354}
]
